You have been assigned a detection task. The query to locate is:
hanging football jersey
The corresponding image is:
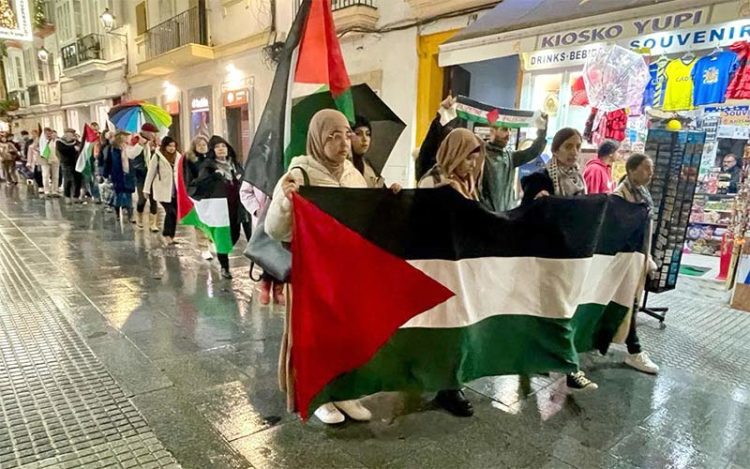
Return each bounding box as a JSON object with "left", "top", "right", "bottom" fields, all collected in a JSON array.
[
  {"left": 692, "top": 51, "right": 739, "bottom": 105},
  {"left": 662, "top": 58, "right": 697, "bottom": 111}
]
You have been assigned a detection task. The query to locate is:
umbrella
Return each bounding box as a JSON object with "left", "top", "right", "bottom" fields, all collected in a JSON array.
[
  {"left": 291, "top": 83, "right": 406, "bottom": 174},
  {"left": 108, "top": 101, "right": 172, "bottom": 133},
  {"left": 583, "top": 45, "right": 650, "bottom": 112}
]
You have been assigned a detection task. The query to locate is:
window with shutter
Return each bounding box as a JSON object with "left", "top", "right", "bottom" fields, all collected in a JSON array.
[{"left": 136, "top": 2, "right": 147, "bottom": 36}]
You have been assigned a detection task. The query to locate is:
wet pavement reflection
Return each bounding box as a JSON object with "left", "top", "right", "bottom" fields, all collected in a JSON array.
[{"left": 1, "top": 185, "right": 749, "bottom": 469}]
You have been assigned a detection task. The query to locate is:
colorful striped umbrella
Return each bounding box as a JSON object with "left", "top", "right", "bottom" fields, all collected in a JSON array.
[{"left": 108, "top": 101, "right": 172, "bottom": 133}]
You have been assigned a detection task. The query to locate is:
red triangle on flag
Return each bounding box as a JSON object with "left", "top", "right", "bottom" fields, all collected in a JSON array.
[
  {"left": 290, "top": 194, "right": 455, "bottom": 419},
  {"left": 487, "top": 109, "right": 500, "bottom": 126}
]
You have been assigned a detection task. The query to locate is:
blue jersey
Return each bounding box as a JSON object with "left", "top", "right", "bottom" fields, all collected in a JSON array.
[{"left": 692, "top": 51, "right": 739, "bottom": 106}]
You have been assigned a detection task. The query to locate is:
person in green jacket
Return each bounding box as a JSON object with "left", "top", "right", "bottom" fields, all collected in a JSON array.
[{"left": 480, "top": 115, "right": 548, "bottom": 212}]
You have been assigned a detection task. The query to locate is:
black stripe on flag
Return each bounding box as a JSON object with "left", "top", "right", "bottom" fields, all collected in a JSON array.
[
  {"left": 456, "top": 96, "right": 535, "bottom": 118},
  {"left": 298, "top": 186, "right": 648, "bottom": 260}
]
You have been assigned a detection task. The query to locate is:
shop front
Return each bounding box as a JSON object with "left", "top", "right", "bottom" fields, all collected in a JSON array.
[{"left": 436, "top": 0, "right": 750, "bottom": 307}]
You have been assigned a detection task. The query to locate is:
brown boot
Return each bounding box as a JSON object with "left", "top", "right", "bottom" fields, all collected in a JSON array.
[{"left": 135, "top": 211, "right": 144, "bottom": 229}]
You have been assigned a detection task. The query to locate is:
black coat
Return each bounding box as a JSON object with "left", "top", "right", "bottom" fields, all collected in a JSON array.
[
  {"left": 415, "top": 114, "right": 462, "bottom": 181},
  {"left": 520, "top": 169, "right": 555, "bottom": 206},
  {"left": 56, "top": 140, "right": 80, "bottom": 167}
]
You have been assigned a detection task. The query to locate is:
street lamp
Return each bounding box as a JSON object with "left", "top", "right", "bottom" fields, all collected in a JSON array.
[
  {"left": 100, "top": 8, "right": 116, "bottom": 32},
  {"left": 37, "top": 46, "right": 49, "bottom": 63}
]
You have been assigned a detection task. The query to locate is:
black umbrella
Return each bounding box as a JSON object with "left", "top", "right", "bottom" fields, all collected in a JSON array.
[{"left": 291, "top": 83, "right": 406, "bottom": 175}]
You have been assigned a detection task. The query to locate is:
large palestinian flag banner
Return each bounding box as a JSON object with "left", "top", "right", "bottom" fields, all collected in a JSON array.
[
  {"left": 175, "top": 155, "right": 234, "bottom": 254},
  {"left": 290, "top": 188, "right": 648, "bottom": 418},
  {"left": 454, "top": 96, "right": 541, "bottom": 128},
  {"left": 244, "top": 0, "right": 353, "bottom": 196}
]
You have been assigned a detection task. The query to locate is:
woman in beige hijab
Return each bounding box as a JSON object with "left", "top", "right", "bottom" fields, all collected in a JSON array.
[
  {"left": 265, "top": 109, "right": 371, "bottom": 425},
  {"left": 418, "top": 128, "right": 484, "bottom": 200}
]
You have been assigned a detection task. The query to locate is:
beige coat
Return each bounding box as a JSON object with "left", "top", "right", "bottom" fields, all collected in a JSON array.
[
  {"left": 266, "top": 154, "right": 367, "bottom": 242},
  {"left": 265, "top": 154, "right": 367, "bottom": 410},
  {"left": 143, "top": 150, "right": 178, "bottom": 203}
]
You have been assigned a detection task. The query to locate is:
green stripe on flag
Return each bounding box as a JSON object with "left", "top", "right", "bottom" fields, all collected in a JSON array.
[
  {"left": 180, "top": 209, "right": 234, "bottom": 254},
  {"left": 312, "top": 301, "right": 629, "bottom": 408}
]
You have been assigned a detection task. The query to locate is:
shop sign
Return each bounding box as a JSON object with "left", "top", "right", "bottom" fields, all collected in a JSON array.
[
  {"left": 525, "top": 19, "right": 750, "bottom": 71},
  {"left": 188, "top": 86, "right": 212, "bottom": 139},
  {"left": 537, "top": 9, "right": 707, "bottom": 49},
  {"left": 223, "top": 89, "right": 249, "bottom": 107},
  {"left": 705, "top": 105, "right": 750, "bottom": 127},
  {"left": 164, "top": 100, "right": 180, "bottom": 115},
  {"left": 191, "top": 97, "right": 210, "bottom": 112}
]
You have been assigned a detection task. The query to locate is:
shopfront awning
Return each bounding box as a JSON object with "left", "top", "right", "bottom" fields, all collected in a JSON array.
[{"left": 438, "top": 0, "right": 728, "bottom": 66}]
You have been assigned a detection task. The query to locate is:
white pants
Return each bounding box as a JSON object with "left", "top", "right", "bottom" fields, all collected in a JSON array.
[{"left": 41, "top": 162, "right": 60, "bottom": 195}]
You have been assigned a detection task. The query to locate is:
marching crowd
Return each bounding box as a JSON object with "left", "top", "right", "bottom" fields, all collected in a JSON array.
[{"left": 0, "top": 100, "right": 660, "bottom": 425}]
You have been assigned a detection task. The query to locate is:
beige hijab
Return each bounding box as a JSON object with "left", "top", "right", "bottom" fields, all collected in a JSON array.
[
  {"left": 306, "top": 109, "right": 351, "bottom": 180},
  {"left": 436, "top": 128, "right": 485, "bottom": 200}
]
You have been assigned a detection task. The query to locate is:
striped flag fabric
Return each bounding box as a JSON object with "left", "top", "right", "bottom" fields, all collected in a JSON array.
[
  {"left": 244, "top": 0, "right": 353, "bottom": 196},
  {"left": 75, "top": 124, "right": 98, "bottom": 176},
  {"left": 175, "top": 154, "right": 234, "bottom": 254},
  {"left": 290, "top": 187, "right": 649, "bottom": 418},
  {"left": 39, "top": 129, "right": 52, "bottom": 160},
  {"left": 455, "top": 96, "right": 541, "bottom": 128}
]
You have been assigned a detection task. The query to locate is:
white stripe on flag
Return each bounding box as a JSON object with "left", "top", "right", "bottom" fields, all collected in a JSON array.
[
  {"left": 190, "top": 197, "right": 231, "bottom": 227},
  {"left": 403, "top": 253, "right": 644, "bottom": 329}
]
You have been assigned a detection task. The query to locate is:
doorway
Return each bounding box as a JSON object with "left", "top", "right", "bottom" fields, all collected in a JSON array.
[{"left": 226, "top": 104, "right": 250, "bottom": 164}]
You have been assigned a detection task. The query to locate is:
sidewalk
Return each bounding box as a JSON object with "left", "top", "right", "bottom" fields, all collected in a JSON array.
[{"left": 1, "top": 185, "right": 749, "bottom": 469}]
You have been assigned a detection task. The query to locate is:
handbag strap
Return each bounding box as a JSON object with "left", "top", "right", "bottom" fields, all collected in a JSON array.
[{"left": 289, "top": 166, "right": 310, "bottom": 186}]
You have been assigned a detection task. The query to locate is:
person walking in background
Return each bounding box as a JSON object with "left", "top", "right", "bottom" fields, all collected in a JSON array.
[
  {"left": 57, "top": 128, "right": 81, "bottom": 203},
  {"left": 104, "top": 131, "right": 136, "bottom": 223},
  {"left": 0, "top": 132, "right": 18, "bottom": 185},
  {"left": 128, "top": 123, "right": 159, "bottom": 230},
  {"left": 39, "top": 128, "right": 60, "bottom": 198},
  {"left": 144, "top": 136, "right": 180, "bottom": 245},
  {"left": 191, "top": 136, "right": 250, "bottom": 279},
  {"left": 583, "top": 139, "right": 619, "bottom": 194},
  {"left": 239, "top": 180, "right": 286, "bottom": 306},
  {"left": 184, "top": 135, "right": 214, "bottom": 260},
  {"left": 26, "top": 128, "right": 44, "bottom": 192}
]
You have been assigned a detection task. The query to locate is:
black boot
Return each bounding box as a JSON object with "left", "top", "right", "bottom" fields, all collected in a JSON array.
[{"left": 435, "top": 389, "right": 473, "bottom": 417}]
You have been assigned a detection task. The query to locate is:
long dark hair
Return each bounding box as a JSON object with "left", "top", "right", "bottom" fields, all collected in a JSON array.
[{"left": 160, "top": 136, "right": 178, "bottom": 155}]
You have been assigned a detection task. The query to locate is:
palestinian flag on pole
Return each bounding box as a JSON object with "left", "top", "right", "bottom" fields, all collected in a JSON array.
[
  {"left": 75, "top": 124, "right": 98, "bottom": 176},
  {"left": 39, "top": 127, "right": 52, "bottom": 160},
  {"left": 244, "top": 0, "right": 353, "bottom": 196},
  {"left": 290, "top": 188, "right": 648, "bottom": 418},
  {"left": 454, "top": 96, "right": 541, "bottom": 128},
  {"left": 175, "top": 154, "right": 234, "bottom": 254}
]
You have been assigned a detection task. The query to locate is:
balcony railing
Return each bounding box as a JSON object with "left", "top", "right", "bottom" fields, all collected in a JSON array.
[
  {"left": 61, "top": 33, "right": 103, "bottom": 69},
  {"left": 332, "top": 0, "right": 375, "bottom": 10},
  {"left": 143, "top": 7, "right": 208, "bottom": 60},
  {"left": 294, "top": 0, "right": 377, "bottom": 15}
]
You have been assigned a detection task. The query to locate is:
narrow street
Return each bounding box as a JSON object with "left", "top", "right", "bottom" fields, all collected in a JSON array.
[{"left": 1, "top": 186, "right": 749, "bottom": 469}]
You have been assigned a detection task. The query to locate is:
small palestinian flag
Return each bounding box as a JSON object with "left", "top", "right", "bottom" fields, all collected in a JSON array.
[
  {"left": 290, "top": 188, "right": 648, "bottom": 418},
  {"left": 175, "top": 154, "right": 233, "bottom": 254},
  {"left": 39, "top": 128, "right": 52, "bottom": 160},
  {"left": 75, "top": 124, "right": 98, "bottom": 176},
  {"left": 244, "top": 0, "right": 353, "bottom": 196},
  {"left": 455, "top": 96, "right": 541, "bottom": 128}
]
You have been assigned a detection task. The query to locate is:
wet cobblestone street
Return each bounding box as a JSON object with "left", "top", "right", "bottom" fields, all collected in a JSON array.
[{"left": 1, "top": 185, "right": 749, "bottom": 469}]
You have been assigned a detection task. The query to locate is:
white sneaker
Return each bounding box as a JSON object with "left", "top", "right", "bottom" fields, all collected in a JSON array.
[
  {"left": 313, "top": 402, "right": 345, "bottom": 425},
  {"left": 625, "top": 352, "right": 659, "bottom": 375},
  {"left": 334, "top": 399, "right": 372, "bottom": 422},
  {"left": 201, "top": 250, "right": 213, "bottom": 260}
]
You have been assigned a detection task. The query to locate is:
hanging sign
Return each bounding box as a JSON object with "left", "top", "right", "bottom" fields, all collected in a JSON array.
[
  {"left": 163, "top": 100, "right": 180, "bottom": 115},
  {"left": 223, "top": 89, "right": 249, "bottom": 107},
  {"left": 0, "top": 0, "right": 33, "bottom": 41},
  {"left": 536, "top": 8, "right": 707, "bottom": 49},
  {"left": 525, "top": 19, "right": 750, "bottom": 71}
]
